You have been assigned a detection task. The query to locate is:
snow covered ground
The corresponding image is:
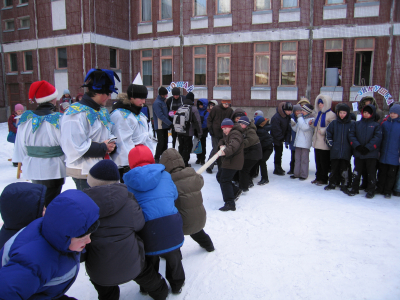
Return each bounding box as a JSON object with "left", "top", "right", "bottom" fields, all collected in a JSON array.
[{"left": 0, "top": 121, "right": 399, "bottom": 300}]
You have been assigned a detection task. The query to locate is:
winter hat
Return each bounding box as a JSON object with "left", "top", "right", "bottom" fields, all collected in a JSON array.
[
  {"left": 389, "top": 104, "right": 400, "bottom": 115},
  {"left": 87, "top": 160, "right": 120, "bottom": 187},
  {"left": 209, "top": 100, "right": 218, "bottom": 107},
  {"left": 317, "top": 99, "right": 324, "bottom": 105},
  {"left": 254, "top": 116, "right": 265, "bottom": 127},
  {"left": 63, "top": 89, "right": 70, "bottom": 95},
  {"left": 336, "top": 103, "right": 350, "bottom": 114},
  {"left": 283, "top": 102, "right": 293, "bottom": 111},
  {"left": 127, "top": 73, "right": 148, "bottom": 99},
  {"left": 186, "top": 92, "right": 194, "bottom": 101},
  {"left": 253, "top": 110, "right": 264, "bottom": 118},
  {"left": 221, "top": 118, "right": 234, "bottom": 128},
  {"left": 159, "top": 86, "right": 168, "bottom": 96},
  {"left": 363, "top": 105, "right": 373, "bottom": 115},
  {"left": 14, "top": 104, "right": 24, "bottom": 111},
  {"left": 77, "top": 219, "right": 100, "bottom": 238},
  {"left": 29, "top": 80, "right": 58, "bottom": 104},
  {"left": 221, "top": 96, "right": 231, "bottom": 104},
  {"left": 172, "top": 87, "right": 181, "bottom": 96},
  {"left": 82, "top": 68, "right": 120, "bottom": 95},
  {"left": 293, "top": 104, "right": 302, "bottom": 113},
  {"left": 301, "top": 103, "right": 314, "bottom": 114},
  {"left": 128, "top": 145, "right": 155, "bottom": 169},
  {"left": 233, "top": 111, "right": 246, "bottom": 120},
  {"left": 238, "top": 116, "right": 250, "bottom": 126},
  {"left": 297, "top": 97, "right": 310, "bottom": 106}
]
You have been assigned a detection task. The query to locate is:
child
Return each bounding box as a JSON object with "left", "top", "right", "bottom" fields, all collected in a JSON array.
[
  {"left": 0, "top": 190, "right": 99, "bottom": 299},
  {"left": 196, "top": 98, "right": 209, "bottom": 165},
  {"left": 83, "top": 160, "right": 169, "bottom": 300},
  {"left": 8, "top": 103, "right": 24, "bottom": 166},
  {"left": 0, "top": 182, "right": 46, "bottom": 249},
  {"left": 216, "top": 118, "right": 244, "bottom": 211},
  {"left": 288, "top": 105, "right": 302, "bottom": 175},
  {"left": 290, "top": 104, "right": 314, "bottom": 180},
  {"left": 376, "top": 104, "right": 400, "bottom": 199},
  {"left": 325, "top": 103, "right": 353, "bottom": 192},
  {"left": 254, "top": 116, "right": 274, "bottom": 185},
  {"left": 347, "top": 104, "right": 382, "bottom": 198},
  {"left": 160, "top": 148, "right": 215, "bottom": 252},
  {"left": 59, "top": 89, "right": 72, "bottom": 113},
  {"left": 123, "top": 145, "right": 185, "bottom": 295}
]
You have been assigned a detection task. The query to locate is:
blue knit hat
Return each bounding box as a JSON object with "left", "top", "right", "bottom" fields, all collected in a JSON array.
[
  {"left": 87, "top": 160, "right": 120, "bottom": 187},
  {"left": 238, "top": 116, "right": 250, "bottom": 126},
  {"left": 389, "top": 104, "right": 400, "bottom": 115},
  {"left": 254, "top": 116, "right": 265, "bottom": 127},
  {"left": 221, "top": 118, "right": 234, "bottom": 128}
]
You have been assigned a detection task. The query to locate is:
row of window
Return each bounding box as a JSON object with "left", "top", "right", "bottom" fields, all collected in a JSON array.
[
  {"left": 3, "top": 16, "right": 29, "bottom": 31},
  {"left": 140, "top": 0, "right": 376, "bottom": 22},
  {"left": 3, "top": 0, "right": 28, "bottom": 7}
]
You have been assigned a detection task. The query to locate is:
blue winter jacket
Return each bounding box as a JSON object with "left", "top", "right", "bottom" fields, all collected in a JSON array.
[
  {"left": 349, "top": 104, "right": 382, "bottom": 159},
  {"left": 0, "top": 182, "right": 46, "bottom": 250},
  {"left": 153, "top": 95, "right": 172, "bottom": 130},
  {"left": 0, "top": 190, "right": 99, "bottom": 300},
  {"left": 197, "top": 98, "right": 209, "bottom": 129},
  {"left": 326, "top": 112, "right": 353, "bottom": 161},
  {"left": 123, "top": 164, "right": 184, "bottom": 255},
  {"left": 379, "top": 116, "right": 400, "bottom": 166}
]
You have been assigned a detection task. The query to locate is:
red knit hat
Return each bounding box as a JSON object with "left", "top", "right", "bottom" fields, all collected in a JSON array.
[
  {"left": 29, "top": 80, "right": 58, "bottom": 104},
  {"left": 128, "top": 145, "right": 155, "bottom": 169}
]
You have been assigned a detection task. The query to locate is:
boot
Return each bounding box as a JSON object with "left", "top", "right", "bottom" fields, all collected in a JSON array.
[
  {"left": 195, "top": 159, "right": 201, "bottom": 164},
  {"left": 219, "top": 201, "right": 236, "bottom": 211},
  {"left": 257, "top": 178, "right": 269, "bottom": 185},
  {"left": 206, "top": 167, "right": 213, "bottom": 174},
  {"left": 366, "top": 191, "right": 375, "bottom": 199},
  {"left": 324, "top": 183, "right": 336, "bottom": 190},
  {"left": 346, "top": 188, "right": 359, "bottom": 196},
  {"left": 273, "top": 164, "right": 285, "bottom": 176},
  {"left": 200, "top": 160, "right": 205, "bottom": 165}
]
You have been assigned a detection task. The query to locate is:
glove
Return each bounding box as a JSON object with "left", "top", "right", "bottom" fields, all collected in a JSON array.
[
  {"left": 209, "top": 129, "right": 214, "bottom": 137},
  {"left": 285, "top": 142, "right": 289, "bottom": 149},
  {"left": 356, "top": 146, "right": 369, "bottom": 155},
  {"left": 290, "top": 119, "right": 296, "bottom": 126}
]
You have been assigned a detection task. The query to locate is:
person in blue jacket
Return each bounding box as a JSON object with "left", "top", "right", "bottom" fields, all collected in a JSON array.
[
  {"left": 376, "top": 104, "right": 400, "bottom": 198},
  {"left": 0, "top": 190, "right": 100, "bottom": 300},
  {"left": 123, "top": 144, "right": 185, "bottom": 295},
  {"left": 195, "top": 98, "right": 209, "bottom": 165},
  {"left": 0, "top": 182, "right": 46, "bottom": 250},
  {"left": 153, "top": 87, "right": 172, "bottom": 163}
]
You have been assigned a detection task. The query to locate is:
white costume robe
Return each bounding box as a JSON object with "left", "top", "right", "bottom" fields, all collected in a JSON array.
[{"left": 110, "top": 109, "right": 155, "bottom": 167}]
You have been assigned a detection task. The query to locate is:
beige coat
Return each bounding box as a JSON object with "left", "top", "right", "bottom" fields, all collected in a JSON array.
[{"left": 312, "top": 94, "right": 336, "bottom": 150}]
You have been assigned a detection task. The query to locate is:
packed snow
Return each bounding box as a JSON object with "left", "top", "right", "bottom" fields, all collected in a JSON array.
[{"left": 0, "top": 121, "right": 399, "bottom": 299}]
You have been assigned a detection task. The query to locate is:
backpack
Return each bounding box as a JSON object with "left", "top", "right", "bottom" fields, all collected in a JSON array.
[{"left": 173, "top": 104, "right": 192, "bottom": 133}]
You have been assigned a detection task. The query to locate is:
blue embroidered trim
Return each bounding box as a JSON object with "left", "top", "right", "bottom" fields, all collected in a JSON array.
[
  {"left": 113, "top": 108, "right": 146, "bottom": 128},
  {"left": 65, "top": 103, "right": 114, "bottom": 130},
  {"left": 19, "top": 111, "right": 62, "bottom": 133}
]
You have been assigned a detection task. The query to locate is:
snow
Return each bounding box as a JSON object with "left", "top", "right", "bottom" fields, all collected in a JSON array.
[{"left": 0, "top": 121, "right": 399, "bottom": 299}]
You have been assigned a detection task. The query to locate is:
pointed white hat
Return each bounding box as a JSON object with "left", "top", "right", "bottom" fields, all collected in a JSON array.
[{"left": 132, "top": 73, "right": 143, "bottom": 85}]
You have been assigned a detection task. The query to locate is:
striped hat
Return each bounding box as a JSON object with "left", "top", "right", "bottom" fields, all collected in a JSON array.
[
  {"left": 238, "top": 116, "right": 250, "bottom": 126},
  {"left": 221, "top": 118, "right": 234, "bottom": 128},
  {"left": 301, "top": 103, "right": 314, "bottom": 114}
]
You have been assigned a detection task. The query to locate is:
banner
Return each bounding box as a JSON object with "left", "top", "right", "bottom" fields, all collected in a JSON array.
[
  {"left": 166, "top": 81, "right": 194, "bottom": 93},
  {"left": 355, "top": 85, "right": 394, "bottom": 106}
]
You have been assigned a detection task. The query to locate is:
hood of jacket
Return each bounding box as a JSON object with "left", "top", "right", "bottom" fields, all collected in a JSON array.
[
  {"left": 123, "top": 164, "right": 166, "bottom": 192},
  {"left": 276, "top": 102, "right": 287, "bottom": 118},
  {"left": 231, "top": 123, "right": 245, "bottom": 134},
  {"left": 209, "top": 100, "right": 218, "bottom": 106},
  {"left": 160, "top": 148, "right": 185, "bottom": 174},
  {"left": 361, "top": 104, "right": 377, "bottom": 122},
  {"left": 335, "top": 103, "right": 352, "bottom": 123},
  {"left": 231, "top": 108, "right": 247, "bottom": 121},
  {"left": 359, "top": 96, "right": 379, "bottom": 112},
  {"left": 197, "top": 98, "right": 208, "bottom": 116},
  {"left": 315, "top": 94, "right": 333, "bottom": 113}
]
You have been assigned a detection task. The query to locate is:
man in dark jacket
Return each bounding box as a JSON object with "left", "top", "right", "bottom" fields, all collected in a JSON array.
[
  {"left": 271, "top": 102, "right": 293, "bottom": 175},
  {"left": 206, "top": 99, "right": 233, "bottom": 173},
  {"left": 153, "top": 87, "right": 172, "bottom": 163},
  {"left": 166, "top": 87, "right": 186, "bottom": 148},
  {"left": 84, "top": 160, "right": 169, "bottom": 300},
  {"left": 254, "top": 116, "right": 274, "bottom": 185},
  {"left": 195, "top": 98, "right": 209, "bottom": 165}
]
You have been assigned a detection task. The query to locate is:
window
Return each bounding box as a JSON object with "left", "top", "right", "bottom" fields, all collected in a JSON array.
[
  {"left": 194, "top": 0, "right": 207, "bottom": 16},
  {"left": 217, "top": 0, "right": 230, "bottom": 14},
  {"left": 141, "top": 50, "right": 152, "bottom": 86},
  {"left": 57, "top": 47, "right": 67, "bottom": 69},
  {"left": 216, "top": 45, "right": 230, "bottom": 86},
  {"left": 24, "top": 51, "right": 33, "bottom": 71},
  {"left": 141, "top": 0, "right": 151, "bottom": 22},
  {"left": 254, "top": 43, "right": 270, "bottom": 86},
  {"left": 354, "top": 38, "right": 374, "bottom": 86},
  {"left": 110, "top": 48, "right": 117, "bottom": 69},
  {"left": 161, "top": 0, "right": 172, "bottom": 19},
  {"left": 194, "top": 46, "right": 206, "bottom": 86},
  {"left": 4, "top": 19, "right": 14, "bottom": 31},
  {"left": 324, "top": 40, "right": 343, "bottom": 86},
  {"left": 357, "top": 0, "right": 375, "bottom": 2},
  {"left": 325, "top": 0, "right": 344, "bottom": 4},
  {"left": 4, "top": 0, "right": 12, "bottom": 7},
  {"left": 255, "top": 0, "right": 271, "bottom": 10},
  {"left": 19, "top": 17, "right": 30, "bottom": 29},
  {"left": 280, "top": 41, "right": 297, "bottom": 86},
  {"left": 20, "top": 0, "right": 28, "bottom": 3},
  {"left": 282, "top": 0, "right": 298, "bottom": 8},
  {"left": 9, "top": 53, "right": 18, "bottom": 72},
  {"left": 161, "top": 48, "right": 172, "bottom": 86}
]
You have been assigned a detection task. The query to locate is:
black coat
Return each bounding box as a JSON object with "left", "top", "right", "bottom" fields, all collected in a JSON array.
[
  {"left": 207, "top": 103, "right": 234, "bottom": 139},
  {"left": 271, "top": 102, "right": 291, "bottom": 145},
  {"left": 256, "top": 120, "right": 274, "bottom": 150},
  {"left": 84, "top": 183, "right": 146, "bottom": 286},
  {"left": 243, "top": 123, "right": 262, "bottom": 160},
  {"left": 326, "top": 109, "right": 353, "bottom": 161}
]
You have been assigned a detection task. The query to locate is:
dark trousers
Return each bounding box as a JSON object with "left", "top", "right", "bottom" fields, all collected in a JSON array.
[
  {"left": 259, "top": 148, "right": 273, "bottom": 179},
  {"left": 289, "top": 150, "right": 296, "bottom": 172},
  {"left": 118, "top": 166, "right": 130, "bottom": 183},
  {"left": 351, "top": 157, "right": 377, "bottom": 193},
  {"left": 377, "top": 163, "right": 398, "bottom": 195},
  {"left": 314, "top": 149, "right": 331, "bottom": 183},
  {"left": 155, "top": 129, "right": 169, "bottom": 160},
  {"left": 146, "top": 249, "right": 185, "bottom": 293},
  {"left": 239, "top": 159, "right": 259, "bottom": 190},
  {"left": 31, "top": 178, "right": 65, "bottom": 207},
  {"left": 273, "top": 144, "right": 283, "bottom": 167},
  {"left": 177, "top": 135, "right": 193, "bottom": 166},
  {"left": 216, "top": 168, "right": 239, "bottom": 204},
  {"left": 171, "top": 129, "right": 178, "bottom": 148},
  {"left": 328, "top": 159, "right": 350, "bottom": 186},
  {"left": 190, "top": 229, "right": 213, "bottom": 249},
  {"left": 207, "top": 136, "right": 221, "bottom": 170},
  {"left": 72, "top": 178, "right": 90, "bottom": 191},
  {"left": 196, "top": 134, "right": 207, "bottom": 161}
]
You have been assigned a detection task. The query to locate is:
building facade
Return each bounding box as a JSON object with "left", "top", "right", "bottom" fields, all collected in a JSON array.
[{"left": 0, "top": 0, "right": 399, "bottom": 121}]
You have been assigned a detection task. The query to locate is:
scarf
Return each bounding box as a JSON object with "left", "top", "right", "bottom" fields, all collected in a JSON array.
[{"left": 314, "top": 109, "right": 331, "bottom": 128}]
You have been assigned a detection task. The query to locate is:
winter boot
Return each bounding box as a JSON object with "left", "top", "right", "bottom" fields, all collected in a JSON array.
[
  {"left": 200, "top": 160, "right": 205, "bottom": 165},
  {"left": 257, "top": 178, "right": 269, "bottom": 185},
  {"left": 384, "top": 194, "right": 392, "bottom": 199},
  {"left": 366, "top": 191, "right": 375, "bottom": 199},
  {"left": 346, "top": 188, "right": 359, "bottom": 196},
  {"left": 273, "top": 164, "right": 285, "bottom": 176},
  {"left": 206, "top": 167, "right": 213, "bottom": 174},
  {"left": 219, "top": 201, "right": 236, "bottom": 211},
  {"left": 324, "top": 183, "right": 336, "bottom": 190},
  {"left": 195, "top": 159, "right": 201, "bottom": 164}
]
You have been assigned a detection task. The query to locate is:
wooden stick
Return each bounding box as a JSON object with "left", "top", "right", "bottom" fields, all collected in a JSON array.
[
  {"left": 17, "top": 163, "right": 22, "bottom": 179},
  {"left": 197, "top": 146, "right": 226, "bottom": 175}
]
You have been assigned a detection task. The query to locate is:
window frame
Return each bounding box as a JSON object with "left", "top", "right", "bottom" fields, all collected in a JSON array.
[
  {"left": 56, "top": 47, "right": 68, "bottom": 69},
  {"left": 9, "top": 52, "right": 18, "bottom": 73},
  {"left": 253, "top": 42, "right": 270, "bottom": 86},
  {"left": 356, "top": 0, "right": 376, "bottom": 2},
  {"left": 140, "top": 0, "right": 152, "bottom": 23},
  {"left": 141, "top": 49, "right": 153, "bottom": 87},
  {"left": 109, "top": 48, "right": 118, "bottom": 69},
  {"left": 281, "top": 0, "right": 299, "bottom": 9},
  {"left": 4, "top": 19, "right": 15, "bottom": 31},
  {"left": 279, "top": 41, "right": 298, "bottom": 86},
  {"left": 4, "top": 0, "right": 13, "bottom": 7},
  {"left": 215, "top": 44, "right": 231, "bottom": 87},
  {"left": 323, "top": 39, "right": 343, "bottom": 86},
  {"left": 23, "top": 51, "right": 33, "bottom": 71},
  {"left": 18, "top": 16, "right": 30, "bottom": 29},
  {"left": 325, "top": 0, "right": 345, "bottom": 5},
  {"left": 193, "top": 0, "right": 207, "bottom": 16},
  {"left": 353, "top": 37, "right": 375, "bottom": 86},
  {"left": 193, "top": 46, "right": 207, "bottom": 86},
  {"left": 160, "top": 48, "right": 173, "bottom": 86},
  {"left": 254, "top": 0, "right": 271, "bottom": 11},
  {"left": 216, "top": 0, "right": 231, "bottom": 15},
  {"left": 159, "top": 0, "right": 172, "bottom": 20}
]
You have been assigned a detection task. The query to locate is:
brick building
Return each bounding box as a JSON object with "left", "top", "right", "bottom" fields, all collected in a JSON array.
[{"left": 0, "top": 0, "right": 399, "bottom": 121}]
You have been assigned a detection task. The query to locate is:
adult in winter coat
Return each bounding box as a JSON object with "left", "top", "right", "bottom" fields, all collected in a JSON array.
[
  {"left": 206, "top": 99, "right": 233, "bottom": 173},
  {"left": 153, "top": 87, "right": 172, "bottom": 163},
  {"left": 0, "top": 182, "right": 46, "bottom": 249},
  {"left": 254, "top": 116, "right": 274, "bottom": 185},
  {"left": 0, "top": 190, "right": 99, "bottom": 300},
  {"left": 348, "top": 104, "right": 382, "bottom": 198},
  {"left": 195, "top": 98, "right": 209, "bottom": 165},
  {"left": 166, "top": 87, "right": 186, "bottom": 148},
  {"left": 161, "top": 149, "right": 215, "bottom": 252},
  {"left": 83, "top": 160, "right": 169, "bottom": 300},
  {"left": 311, "top": 94, "right": 336, "bottom": 185},
  {"left": 123, "top": 145, "right": 185, "bottom": 295},
  {"left": 271, "top": 102, "right": 293, "bottom": 175},
  {"left": 357, "top": 96, "right": 384, "bottom": 123}
]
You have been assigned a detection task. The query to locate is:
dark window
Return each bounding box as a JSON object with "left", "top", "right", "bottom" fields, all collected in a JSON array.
[
  {"left": 57, "top": 48, "right": 67, "bottom": 68},
  {"left": 5, "top": 0, "right": 13, "bottom": 7},
  {"left": 10, "top": 53, "right": 18, "bottom": 72},
  {"left": 24, "top": 51, "right": 33, "bottom": 71},
  {"left": 20, "top": 0, "right": 28, "bottom": 3},
  {"left": 110, "top": 48, "right": 117, "bottom": 69}
]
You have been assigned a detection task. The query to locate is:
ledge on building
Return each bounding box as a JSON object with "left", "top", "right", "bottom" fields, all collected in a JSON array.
[
  {"left": 157, "top": 19, "right": 173, "bottom": 33},
  {"left": 1, "top": 6, "right": 13, "bottom": 10},
  {"left": 213, "top": 86, "right": 231, "bottom": 99},
  {"left": 277, "top": 86, "right": 298, "bottom": 100},
  {"left": 320, "top": 86, "right": 344, "bottom": 101},
  {"left": 278, "top": 8, "right": 300, "bottom": 23},
  {"left": 193, "top": 86, "right": 208, "bottom": 99},
  {"left": 16, "top": 3, "right": 28, "bottom": 7},
  {"left": 251, "top": 86, "right": 271, "bottom": 100},
  {"left": 323, "top": 4, "right": 347, "bottom": 20},
  {"left": 252, "top": 10, "right": 272, "bottom": 25},
  {"left": 3, "top": 29, "right": 14, "bottom": 32},
  {"left": 354, "top": 1, "right": 380, "bottom": 18},
  {"left": 6, "top": 72, "right": 18, "bottom": 75},
  {"left": 213, "top": 14, "right": 232, "bottom": 28},
  {"left": 18, "top": 27, "right": 30, "bottom": 30},
  {"left": 190, "top": 16, "right": 208, "bottom": 30},
  {"left": 21, "top": 71, "right": 33, "bottom": 74},
  {"left": 138, "top": 22, "right": 153, "bottom": 35}
]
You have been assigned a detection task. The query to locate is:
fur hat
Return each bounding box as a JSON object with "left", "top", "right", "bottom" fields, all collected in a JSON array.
[
  {"left": 297, "top": 98, "right": 310, "bottom": 106},
  {"left": 82, "top": 69, "right": 120, "bottom": 95},
  {"left": 159, "top": 86, "right": 168, "bottom": 96},
  {"left": 301, "top": 103, "right": 314, "bottom": 114},
  {"left": 87, "top": 160, "right": 120, "bottom": 187},
  {"left": 186, "top": 92, "right": 194, "bottom": 101},
  {"left": 363, "top": 105, "right": 373, "bottom": 115},
  {"left": 127, "top": 73, "right": 148, "bottom": 99},
  {"left": 172, "top": 87, "right": 180, "bottom": 96},
  {"left": 128, "top": 145, "right": 155, "bottom": 169},
  {"left": 221, "top": 118, "right": 234, "bottom": 128},
  {"left": 253, "top": 110, "right": 264, "bottom": 118},
  {"left": 29, "top": 81, "right": 58, "bottom": 104},
  {"left": 389, "top": 104, "right": 400, "bottom": 115},
  {"left": 283, "top": 102, "right": 293, "bottom": 111},
  {"left": 238, "top": 116, "right": 250, "bottom": 126},
  {"left": 14, "top": 104, "right": 24, "bottom": 111}
]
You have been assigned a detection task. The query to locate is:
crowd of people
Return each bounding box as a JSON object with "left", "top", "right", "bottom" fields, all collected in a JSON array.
[{"left": 1, "top": 67, "right": 399, "bottom": 299}]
